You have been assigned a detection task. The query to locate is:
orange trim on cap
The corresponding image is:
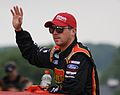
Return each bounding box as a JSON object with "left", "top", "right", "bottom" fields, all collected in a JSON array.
[{"left": 92, "top": 68, "right": 96, "bottom": 95}]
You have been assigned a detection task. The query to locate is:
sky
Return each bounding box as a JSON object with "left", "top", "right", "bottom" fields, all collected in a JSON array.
[{"left": 0, "top": 0, "right": 120, "bottom": 47}]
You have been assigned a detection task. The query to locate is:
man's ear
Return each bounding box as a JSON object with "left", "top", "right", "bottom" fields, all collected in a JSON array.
[{"left": 71, "top": 28, "right": 76, "bottom": 36}]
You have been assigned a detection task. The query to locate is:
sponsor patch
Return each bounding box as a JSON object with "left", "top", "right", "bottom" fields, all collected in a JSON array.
[
  {"left": 56, "top": 15, "right": 67, "bottom": 22},
  {"left": 43, "top": 50, "right": 48, "bottom": 53},
  {"left": 54, "top": 68, "right": 65, "bottom": 83},
  {"left": 54, "top": 53, "right": 59, "bottom": 59},
  {"left": 70, "top": 60, "right": 80, "bottom": 65},
  {"left": 53, "top": 60, "right": 59, "bottom": 65},
  {"left": 39, "top": 47, "right": 47, "bottom": 52},
  {"left": 65, "top": 75, "right": 75, "bottom": 78},
  {"left": 67, "top": 64, "right": 79, "bottom": 70},
  {"left": 66, "top": 71, "right": 77, "bottom": 75}
]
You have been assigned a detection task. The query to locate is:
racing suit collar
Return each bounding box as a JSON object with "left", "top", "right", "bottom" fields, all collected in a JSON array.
[{"left": 59, "top": 37, "right": 77, "bottom": 59}]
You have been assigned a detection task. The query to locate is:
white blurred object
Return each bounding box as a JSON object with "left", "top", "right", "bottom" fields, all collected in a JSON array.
[
  {"left": 40, "top": 74, "right": 52, "bottom": 87},
  {"left": 107, "top": 78, "right": 119, "bottom": 88},
  {"left": 40, "top": 70, "right": 52, "bottom": 88}
]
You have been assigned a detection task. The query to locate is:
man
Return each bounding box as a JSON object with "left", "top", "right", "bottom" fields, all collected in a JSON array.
[
  {"left": 1, "top": 61, "right": 26, "bottom": 91},
  {"left": 10, "top": 6, "right": 100, "bottom": 94}
]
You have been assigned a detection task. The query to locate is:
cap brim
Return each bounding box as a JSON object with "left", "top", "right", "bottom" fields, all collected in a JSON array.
[{"left": 44, "top": 20, "right": 68, "bottom": 28}]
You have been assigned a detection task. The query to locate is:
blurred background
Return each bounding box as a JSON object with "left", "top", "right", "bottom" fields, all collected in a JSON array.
[{"left": 0, "top": 0, "right": 120, "bottom": 94}]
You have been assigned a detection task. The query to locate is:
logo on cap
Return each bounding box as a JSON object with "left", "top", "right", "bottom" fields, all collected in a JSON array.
[
  {"left": 56, "top": 15, "right": 67, "bottom": 22},
  {"left": 44, "top": 12, "right": 77, "bottom": 28}
]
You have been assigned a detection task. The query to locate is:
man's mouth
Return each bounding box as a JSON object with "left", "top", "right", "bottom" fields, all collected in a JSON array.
[
  {"left": 54, "top": 36, "right": 60, "bottom": 39},
  {"left": 53, "top": 37, "right": 61, "bottom": 42}
]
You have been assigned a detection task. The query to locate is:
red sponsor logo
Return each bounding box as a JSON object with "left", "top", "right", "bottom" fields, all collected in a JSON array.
[
  {"left": 54, "top": 68, "right": 64, "bottom": 76},
  {"left": 54, "top": 68, "right": 65, "bottom": 84}
]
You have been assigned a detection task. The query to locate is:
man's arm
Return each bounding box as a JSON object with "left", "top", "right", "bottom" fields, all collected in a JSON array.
[
  {"left": 11, "top": 6, "right": 54, "bottom": 69},
  {"left": 16, "top": 29, "right": 54, "bottom": 69},
  {"left": 62, "top": 53, "right": 99, "bottom": 95}
]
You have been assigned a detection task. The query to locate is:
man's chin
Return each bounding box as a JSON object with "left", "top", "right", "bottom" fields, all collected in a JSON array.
[{"left": 55, "top": 42, "right": 62, "bottom": 46}]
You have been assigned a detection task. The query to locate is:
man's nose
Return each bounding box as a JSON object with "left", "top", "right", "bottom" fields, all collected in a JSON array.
[{"left": 53, "top": 29, "right": 58, "bottom": 35}]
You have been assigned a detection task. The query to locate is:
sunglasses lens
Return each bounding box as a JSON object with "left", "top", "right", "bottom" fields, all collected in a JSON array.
[
  {"left": 49, "top": 26, "right": 65, "bottom": 34},
  {"left": 49, "top": 27, "right": 54, "bottom": 34},
  {"left": 56, "top": 27, "right": 64, "bottom": 33}
]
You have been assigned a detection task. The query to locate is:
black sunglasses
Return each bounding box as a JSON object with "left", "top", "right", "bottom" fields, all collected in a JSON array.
[{"left": 49, "top": 26, "right": 72, "bottom": 34}]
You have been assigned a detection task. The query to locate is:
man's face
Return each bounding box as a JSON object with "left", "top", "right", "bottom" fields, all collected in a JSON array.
[
  {"left": 50, "top": 26, "right": 74, "bottom": 46},
  {"left": 7, "top": 69, "right": 17, "bottom": 78}
]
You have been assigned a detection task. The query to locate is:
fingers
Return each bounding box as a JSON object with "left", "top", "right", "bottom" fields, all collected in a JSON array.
[
  {"left": 20, "top": 8, "right": 23, "bottom": 16},
  {"left": 13, "top": 6, "right": 17, "bottom": 15},
  {"left": 11, "top": 6, "right": 23, "bottom": 16},
  {"left": 10, "top": 9, "right": 15, "bottom": 16},
  {"left": 16, "top": 6, "right": 20, "bottom": 15}
]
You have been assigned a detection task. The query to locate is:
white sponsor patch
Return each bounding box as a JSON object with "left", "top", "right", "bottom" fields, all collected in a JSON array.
[
  {"left": 43, "top": 50, "right": 48, "bottom": 53},
  {"left": 56, "top": 15, "right": 67, "bottom": 22},
  {"left": 39, "top": 47, "right": 50, "bottom": 52},
  {"left": 70, "top": 60, "right": 80, "bottom": 65},
  {"left": 66, "top": 71, "right": 77, "bottom": 75},
  {"left": 65, "top": 75, "right": 75, "bottom": 78}
]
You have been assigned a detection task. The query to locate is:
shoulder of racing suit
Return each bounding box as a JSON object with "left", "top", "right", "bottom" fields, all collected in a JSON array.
[{"left": 50, "top": 43, "right": 93, "bottom": 64}]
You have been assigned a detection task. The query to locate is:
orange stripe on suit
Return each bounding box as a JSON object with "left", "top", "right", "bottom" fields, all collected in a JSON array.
[{"left": 92, "top": 67, "right": 96, "bottom": 95}]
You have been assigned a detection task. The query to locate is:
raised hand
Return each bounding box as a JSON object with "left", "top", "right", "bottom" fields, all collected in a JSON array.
[{"left": 11, "top": 6, "right": 23, "bottom": 31}]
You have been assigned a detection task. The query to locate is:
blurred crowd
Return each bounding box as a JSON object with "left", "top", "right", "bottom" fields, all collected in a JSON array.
[{"left": 0, "top": 61, "right": 52, "bottom": 92}]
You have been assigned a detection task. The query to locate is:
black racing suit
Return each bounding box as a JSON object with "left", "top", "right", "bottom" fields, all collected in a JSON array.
[{"left": 15, "top": 29, "right": 100, "bottom": 95}]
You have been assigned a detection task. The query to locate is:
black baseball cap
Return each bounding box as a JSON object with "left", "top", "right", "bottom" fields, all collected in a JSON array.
[{"left": 5, "top": 61, "right": 16, "bottom": 72}]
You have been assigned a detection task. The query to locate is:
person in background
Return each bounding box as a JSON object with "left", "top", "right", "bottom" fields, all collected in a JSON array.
[
  {"left": 40, "top": 69, "right": 52, "bottom": 91},
  {"left": 1, "top": 61, "right": 27, "bottom": 91}
]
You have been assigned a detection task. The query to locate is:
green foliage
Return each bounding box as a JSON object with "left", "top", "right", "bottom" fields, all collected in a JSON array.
[
  {"left": 100, "top": 47, "right": 120, "bottom": 84},
  {"left": 0, "top": 46, "right": 54, "bottom": 84},
  {"left": 114, "top": 90, "right": 120, "bottom": 95},
  {"left": 86, "top": 43, "right": 117, "bottom": 70}
]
